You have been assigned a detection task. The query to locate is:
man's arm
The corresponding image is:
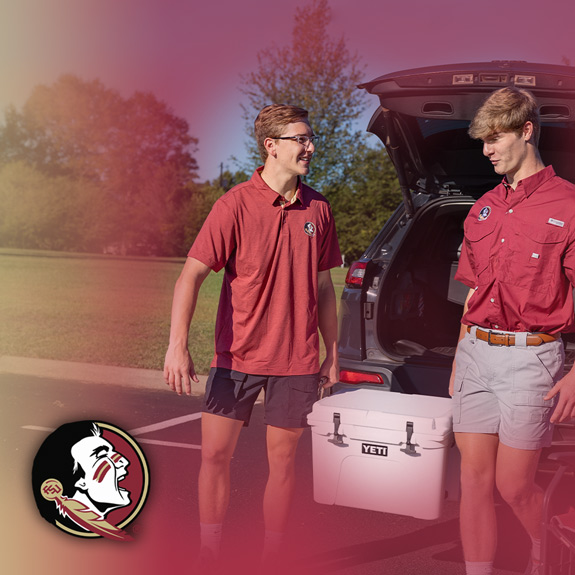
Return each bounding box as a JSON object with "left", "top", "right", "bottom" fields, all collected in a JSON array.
[
  {"left": 163, "top": 257, "right": 212, "bottom": 396},
  {"left": 317, "top": 269, "right": 339, "bottom": 390},
  {"left": 449, "top": 287, "right": 474, "bottom": 396}
]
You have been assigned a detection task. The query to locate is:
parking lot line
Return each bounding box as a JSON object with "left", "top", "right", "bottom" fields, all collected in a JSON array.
[
  {"left": 22, "top": 413, "right": 205, "bottom": 450},
  {"left": 128, "top": 412, "right": 202, "bottom": 436},
  {"left": 134, "top": 438, "right": 201, "bottom": 449}
]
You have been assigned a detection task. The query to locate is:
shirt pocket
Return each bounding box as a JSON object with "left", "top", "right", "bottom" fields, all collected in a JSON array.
[
  {"left": 506, "top": 221, "right": 567, "bottom": 294},
  {"left": 465, "top": 219, "right": 498, "bottom": 285}
]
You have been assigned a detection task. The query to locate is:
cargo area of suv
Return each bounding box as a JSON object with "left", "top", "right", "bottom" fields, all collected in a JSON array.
[{"left": 337, "top": 61, "right": 575, "bottom": 398}]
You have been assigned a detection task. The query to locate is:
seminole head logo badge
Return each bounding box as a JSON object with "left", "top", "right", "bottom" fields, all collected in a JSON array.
[
  {"left": 478, "top": 206, "right": 492, "bottom": 221},
  {"left": 304, "top": 221, "right": 316, "bottom": 237},
  {"left": 32, "top": 421, "right": 149, "bottom": 541}
]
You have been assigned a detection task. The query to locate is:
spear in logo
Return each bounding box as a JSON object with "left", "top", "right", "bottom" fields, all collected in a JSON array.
[{"left": 40, "top": 479, "right": 133, "bottom": 541}]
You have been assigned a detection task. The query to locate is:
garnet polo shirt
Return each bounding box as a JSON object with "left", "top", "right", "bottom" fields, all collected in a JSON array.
[
  {"left": 456, "top": 166, "right": 575, "bottom": 334},
  {"left": 188, "top": 168, "right": 342, "bottom": 375}
]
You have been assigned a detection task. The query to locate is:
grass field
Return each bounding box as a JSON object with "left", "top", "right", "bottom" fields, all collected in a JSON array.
[{"left": 0, "top": 249, "right": 347, "bottom": 374}]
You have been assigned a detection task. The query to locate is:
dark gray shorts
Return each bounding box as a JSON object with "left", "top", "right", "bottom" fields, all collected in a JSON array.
[
  {"left": 202, "top": 368, "right": 320, "bottom": 428},
  {"left": 452, "top": 328, "right": 564, "bottom": 450}
]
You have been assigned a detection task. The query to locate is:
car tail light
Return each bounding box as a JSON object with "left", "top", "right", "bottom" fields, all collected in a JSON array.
[
  {"left": 345, "top": 261, "right": 368, "bottom": 287},
  {"left": 339, "top": 370, "right": 385, "bottom": 385}
]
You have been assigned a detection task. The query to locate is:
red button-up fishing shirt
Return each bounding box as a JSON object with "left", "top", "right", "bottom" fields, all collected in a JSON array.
[{"left": 456, "top": 166, "right": 575, "bottom": 334}]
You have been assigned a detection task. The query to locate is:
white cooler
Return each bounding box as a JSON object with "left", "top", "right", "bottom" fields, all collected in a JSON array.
[{"left": 307, "top": 388, "right": 454, "bottom": 520}]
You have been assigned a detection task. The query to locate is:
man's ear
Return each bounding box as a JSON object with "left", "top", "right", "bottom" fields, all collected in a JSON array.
[
  {"left": 264, "top": 137, "right": 277, "bottom": 159},
  {"left": 75, "top": 477, "right": 87, "bottom": 490},
  {"left": 523, "top": 121, "right": 535, "bottom": 143}
]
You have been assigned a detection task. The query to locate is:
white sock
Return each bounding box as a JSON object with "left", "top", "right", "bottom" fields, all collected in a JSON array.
[
  {"left": 530, "top": 535, "right": 542, "bottom": 563},
  {"left": 200, "top": 522, "right": 223, "bottom": 556},
  {"left": 262, "top": 529, "right": 284, "bottom": 559},
  {"left": 465, "top": 560, "right": 494, "bottom": 575}
]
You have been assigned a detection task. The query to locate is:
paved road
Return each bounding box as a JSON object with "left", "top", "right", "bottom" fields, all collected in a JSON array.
[{"left": 0, "top": 356, "right": 535, "bottom": 575}]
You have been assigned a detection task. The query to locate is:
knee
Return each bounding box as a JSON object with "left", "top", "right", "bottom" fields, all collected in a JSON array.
[
  {"left": 460, "top": 462, "right": 495, "bottom": 497},
  {"left": 267, "top": 445, "right": 297, "bottom": 478},
  {"left": 496, "top": 476, "right": 534, "bottom": 508},
  {"left": 201, "top": 444, "right": 233, "bottom": 469}
]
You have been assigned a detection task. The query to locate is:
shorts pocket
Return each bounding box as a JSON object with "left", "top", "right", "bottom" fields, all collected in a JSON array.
[
  {"left": 513, "top": 344, "right": 563, "bottom": 393},
  {"left": 511, "top": 390, "right": 555, "bottom": 423},
  {"left": 511, "top": 345, "right": 562, "bottom": 424},
  {"left": 229, "top": 370, "right": 249, "bottom": 396},
  {"left": 451, "top": 364, "right": 469, "bottom": 425},
  {"left": 287, "top": 374, "right": 320, "bottom": 424}
]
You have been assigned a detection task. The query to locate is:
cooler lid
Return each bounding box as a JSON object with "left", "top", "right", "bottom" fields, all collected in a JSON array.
[{"left": 308, "top": 389, "right": 453, "bottom": 437}]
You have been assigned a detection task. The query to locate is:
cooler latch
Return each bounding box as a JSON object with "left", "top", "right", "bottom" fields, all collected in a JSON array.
[
  {"left": 400, "top": 421, "right": 420, "bottom": 457},
  {"left": 328, "top": 413, "right": 347, "bottom": 446}
]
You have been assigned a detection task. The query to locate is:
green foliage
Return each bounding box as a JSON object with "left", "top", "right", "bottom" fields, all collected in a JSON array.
[
  {"left": 0, "top": 161, "right": 113, "bottom": 251},
  {"left": 331, "top": 148, "right": 403, "bottom": 262},
  {"left": 175, "top": 169, "right": 248, "bottom": 254},
  {"left": 0, "top": 75, "right": 203, "bottom": 256},
  {"left": 239, "top": 0, "right": 401, "bottom": 262},
  {"left": 240, "top": 0, "right": 366, "bottom": 192}
]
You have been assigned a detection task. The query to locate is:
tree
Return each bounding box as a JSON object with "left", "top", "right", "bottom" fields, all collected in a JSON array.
[
  {"left": 332, "top": 148, "right": 402, "bottom": 262},
  {"left": 0, "top": 75, "right": 200, "bottom": 255},
  {"left": 239, "top": 0, "right": 400, "bottom": 262},
  {"left": 240, "top": 0, "right": 366, "bottom": 192},
  {"left": 0, "top": 161, "right": 111, "bottom": 251}
]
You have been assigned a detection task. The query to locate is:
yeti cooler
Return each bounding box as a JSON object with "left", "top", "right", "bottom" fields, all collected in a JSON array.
[{"left": 307, "top": 388, "right": 454, "bottom": 520}]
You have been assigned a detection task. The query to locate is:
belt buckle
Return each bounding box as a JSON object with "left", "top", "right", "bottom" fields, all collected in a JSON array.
[{"left": 486, "top": 330, "right": 508, "bottom": 346}]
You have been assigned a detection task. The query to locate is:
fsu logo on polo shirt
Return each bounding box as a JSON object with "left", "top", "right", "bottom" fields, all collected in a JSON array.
[
  {"left": 32, "top": 420, "right": 150, "bottom": 541},
  {"left": 478, "top": 206, "right": 492, "bottom": 221},
  {"left": 304, "top": 222, "right": 316, "bottom": 237}
]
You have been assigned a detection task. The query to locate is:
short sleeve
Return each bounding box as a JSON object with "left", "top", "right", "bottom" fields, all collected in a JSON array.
[
  {"left": 454, "top": 235, "right": 476, "bottom": 289},
  {"left": 562, "top": 232, "right": 575, "bottom": 288},
  {"left": 318, "top": 204, "right": 342, "bottom": 271},
  {"left": 188, "top": 198, "right": 236, "bottom": 272}
]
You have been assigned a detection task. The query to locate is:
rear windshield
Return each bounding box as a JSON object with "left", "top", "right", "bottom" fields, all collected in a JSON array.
[{"left": 414, "top": 117, "right": 575, "bottom": 185}]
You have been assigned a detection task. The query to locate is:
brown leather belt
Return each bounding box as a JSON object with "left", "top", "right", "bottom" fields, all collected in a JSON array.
[{"left": 467, "top": 326, "right": 560, "bottom": 346}]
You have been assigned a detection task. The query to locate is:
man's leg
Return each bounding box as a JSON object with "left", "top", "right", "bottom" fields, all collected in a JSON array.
[
  {"left": 495, "top": 444, "right": 543, "bottom": 570},
  {"left": 456, "top": 432, "right": 499, "bottom": 570},
  {"left": 198, "top": 413, "right": 243, "bottom": 543},
  {"left": 262, "top": 424, "right": 304, "bottom": 558}
]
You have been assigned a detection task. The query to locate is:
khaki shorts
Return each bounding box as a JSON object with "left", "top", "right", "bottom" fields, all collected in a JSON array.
[
  {"left": 452, "top": 328, "right": 564, "bottom": 450},
  {"left": 202, "top": 368, "right": 320, "bottom": 428}
]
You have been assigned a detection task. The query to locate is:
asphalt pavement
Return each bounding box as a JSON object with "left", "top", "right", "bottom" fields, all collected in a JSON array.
[{"left": 0, "top": 355, "right": 541, "bottom": 575}]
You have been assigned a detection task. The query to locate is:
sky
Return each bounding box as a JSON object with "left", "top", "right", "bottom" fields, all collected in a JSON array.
[{"left": 1, "top": 0, "right": 574, "bottom": 181}]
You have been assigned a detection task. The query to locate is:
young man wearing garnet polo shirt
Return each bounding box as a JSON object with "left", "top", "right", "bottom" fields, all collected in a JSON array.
[
  {"left": 163, "top": 104, "right": 341, "bottom": 570},
  {"left": 450, "top": 87, "right": 575, "bottom": 575}
]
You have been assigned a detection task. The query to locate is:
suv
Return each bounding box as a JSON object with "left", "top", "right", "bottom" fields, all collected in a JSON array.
[{"left": 337, "top": 61, "right": 575, "bottom": 398}]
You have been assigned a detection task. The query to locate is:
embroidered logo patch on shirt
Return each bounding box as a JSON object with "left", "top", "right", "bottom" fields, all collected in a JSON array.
[
  {"left": 548, "top": 218, "right": 565, "bottom": 227},
  {"left": 304, "top": 222, "right": 316, "bottom": 237},
  {"left": 478, "top": 206, "right": 491, "bottom": 221}
]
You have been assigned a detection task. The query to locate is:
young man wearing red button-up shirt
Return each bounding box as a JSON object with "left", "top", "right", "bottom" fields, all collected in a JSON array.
[
  {"left": 163, "top": 104, "right": 341, "bottom": 570},
  {"left": 450, "top": 87, "right": 575, "bottom": 575}
]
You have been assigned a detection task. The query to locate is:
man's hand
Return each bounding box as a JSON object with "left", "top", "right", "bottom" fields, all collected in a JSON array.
[
  {"left": 546, "top": 369, "right": 575, "bottom": 423},
  {"left": 319, "top": 356, "right": 339, "bottom": 392},
  {"left": 163, "top": 257, "right": 211, "bottom": 397},
  {"left": 163, "top": 345, "right": 198, "bottom": 396}
]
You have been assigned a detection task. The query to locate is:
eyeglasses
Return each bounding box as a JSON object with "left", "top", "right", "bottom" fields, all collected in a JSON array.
[{"left": 274, "top": 135, "right": 319, "bottom": 147}]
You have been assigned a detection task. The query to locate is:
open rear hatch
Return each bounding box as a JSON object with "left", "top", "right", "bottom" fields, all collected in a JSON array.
[
  {"left": 359, "top": 61, "right": 575, "bottom": 365},
  {"left": 360, "top": 61, "right": 575, "bottom": 210}
]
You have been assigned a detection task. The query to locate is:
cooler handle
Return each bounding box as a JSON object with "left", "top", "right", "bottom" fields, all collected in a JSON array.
[
  {"left": 400, "top": 421, "right": 421, "bottom": 457},
  {"left": 327, "top": 413, "right": 348, "bottom": 447}
]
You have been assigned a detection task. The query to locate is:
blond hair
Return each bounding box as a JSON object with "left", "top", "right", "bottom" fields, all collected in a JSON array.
[
  {"left": 254, "top": 104, "right": 310, "bottom": 162},
  {"left": 468, "top": 87, "right": 540, "bottom": 144}
]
